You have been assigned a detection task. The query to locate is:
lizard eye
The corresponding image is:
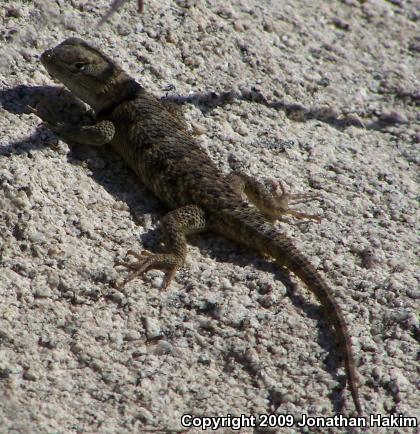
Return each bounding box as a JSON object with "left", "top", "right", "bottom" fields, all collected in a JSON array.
[{"left": 74, "top": 62, "right": 86, "bottom": 71}]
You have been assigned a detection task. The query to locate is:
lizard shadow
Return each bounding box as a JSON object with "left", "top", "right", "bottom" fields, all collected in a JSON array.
[
  {"left": 0, "top": 85, "right": 84, "bottom": 116},
  {"left": 0, "top": 85, "right": 94, "bottom": 156},
  {"left": 162, "top": 88, "right": 403, "bottom": 133},
  {"left": 1, "top": 83, "right": 396, "bottom": 159},
  {"left": 2, "top": 84, "right": 346, "bottom": 413},
  {"left": 140, "top": 223, "right": 347, "bottom": 413},
  {"left": 193, "top": 233, "right": 347, "bottom": 414}
]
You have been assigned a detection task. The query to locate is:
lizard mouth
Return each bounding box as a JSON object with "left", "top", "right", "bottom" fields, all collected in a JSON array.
[
  {"left": 40, "top": 50, "right": 58, "bottom": 77},
  {"left": 40, "top": 50, "right": 70, "bottom": 85}
]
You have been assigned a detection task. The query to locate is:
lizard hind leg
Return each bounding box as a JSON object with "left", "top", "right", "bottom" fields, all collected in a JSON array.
[
  {"left": 227, "top": 171, "right": 321, "bottom": 223},
  {"left": 115, "top": 205, "right": 206, "bottom": 290}
]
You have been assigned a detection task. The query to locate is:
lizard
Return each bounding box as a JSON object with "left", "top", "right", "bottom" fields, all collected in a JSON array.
[{"left": 30, "top": 37, "right": 362, "bottom": 415}]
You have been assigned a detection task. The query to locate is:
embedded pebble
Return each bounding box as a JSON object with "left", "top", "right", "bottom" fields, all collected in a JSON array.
[
  {"left": 149, "top": 340, "right": 173, "bottom": 355},
  {"left": 144, "top": 317, "right": 163, "bottom": 340},
  {"left": 33, "top": 286, "right": 52, "bottom": 298}
]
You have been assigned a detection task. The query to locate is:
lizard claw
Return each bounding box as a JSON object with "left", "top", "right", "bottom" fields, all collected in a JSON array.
[
  {"left": 27, "top": 105, "right": 58, "bottom": 131},
  {"left": 27, "top": 105, "right": 49, "bottom": 123},
  {"left": 26, "top": 105, "right": 39, "bottom": 116},
  {"left": 114, "top": 250, "right": 181, "bottom": 290},
  {"left": 267, "top": 179, "right": 322, "bottom": 223},
  {"left": 269, "top": 179, "right": 321, "bottom": 203}
]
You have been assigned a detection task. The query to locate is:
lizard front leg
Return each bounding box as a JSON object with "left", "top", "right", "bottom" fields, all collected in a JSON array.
[
  {"left": 227, "top": 170, "right": 321, "bottom": 223},
  {"left": 115, "top": 205, "right": 206, "bottom": 289},
  {"left": 29, "top": 106, "right": 115, "bottom": 146}
]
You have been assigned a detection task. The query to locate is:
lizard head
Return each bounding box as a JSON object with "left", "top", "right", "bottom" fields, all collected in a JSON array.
[{"left": 41, "top": 38, "right": 128, "bottom": 111}]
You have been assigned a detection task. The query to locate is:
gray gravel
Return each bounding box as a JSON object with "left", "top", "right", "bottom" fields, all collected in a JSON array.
[{"left": 0, "top": 1, "right": 419, "bottom": 433}]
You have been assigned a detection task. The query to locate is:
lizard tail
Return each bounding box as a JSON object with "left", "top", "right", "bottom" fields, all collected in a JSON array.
[
  {"left": 264, "top": 234, "right": 363, "bottom": 415},
  {"left": 214, "top": 207, "right": 362, "bottom": 413}
]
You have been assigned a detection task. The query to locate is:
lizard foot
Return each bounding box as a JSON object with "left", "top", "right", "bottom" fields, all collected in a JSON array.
[
  {"left": 226, "top": 161, "right": 321, "bottom": 223},
  {"left": 266, "top": 179, "right": 321, "bottom": 223},
  {"left": 115, "top": 249, "right": 182, "bottom": 290},
  {"left": 27, "top": 105, "right": 60, "bottom": 131}
]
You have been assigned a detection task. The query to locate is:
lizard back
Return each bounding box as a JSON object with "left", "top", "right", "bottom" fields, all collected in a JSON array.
[{"left": 106, "top": 90, "right": 242, "bottom": 212}]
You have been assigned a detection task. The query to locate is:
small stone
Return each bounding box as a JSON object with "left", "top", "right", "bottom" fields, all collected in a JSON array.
[
  {"left": 258, "top": 294, "right": 275, "bottom": 308},
  {"left": 389, "top": 370, "right": 410, "bottom": 394},
  {"left": 233, "top": 20, "right": 245, "bottom": 32},
  {"left": 23, "top": 368, "right": 37, "bottom": 381},
  {"left": 108, "top": 291, "right": 124, "bottom": 304},
  {"left": 263, "top": 20, "right": 274, "bottom": 32},
  {"left": 132, "top": 346, "right": 148, "bottom": 358},
  {"left": 149, "top": 340, "right": 173, "bottom": 355},
  {"left": 77, "top": 217, "right": 94, "bottom": 233},
  {"left": 359, "top": 248, "right": 377, "bottom": 269},
  {"left": 34, "top": 286, "right": 52, "bottom": 298},
  {"left": 197, "top": 355, "right": 211, "bottom": 365},
  {"left": 372, "top": 366, "right": 383, "bottom": 380},
  {"left": 216, "top": 5, "right": 236, "bottom": 18},
  {"left": 124, "top": 330, "right": 141, "bottom": 341},
  {"left": 165, "top": 30, "right": 177, "bottom": 44},
  {"left": 234, "top": 123, "right": 248, "bottom": 136},
  {"left": 12, "top": 190, "right": 31, "bottom": 209},
  {"left": 70, "top": 343, "right": 83, "bottom": 355},
  {"left": 47, "top": 273, "right": 60, "bottom": 288},
  {"left": 191, "top": 122, "right": 206, "bottom": 136},
  {"left": 150, "top": 275, "right": 164, "bottom": 289},
  {"left": 332, "top": 17, "right": 350, "bottom": 30},
  {"left": 136, "top": 407, "right": 153, "bottom": 424},
  {"left": 221, "top": 278, "right": 232, "bottom": 290},
  {"left": 379, "top": 111, "right": 408, "bottom": 125},
  {"left": 38, "top": 334, "right": 57, "bottom": 349},
  {"left": 28, "top": 231, "right": 44, "bottom": 243},
  {"left": 144, "top": 317, "right": 162, "bottom": 340},
  {"left": 406, "top": 288, "right": 420, "bottom": 299},
  {"left": 0, "top": 366, "right": 13, "bottom": 380},
  {"left": 109, "top": 332, "right": 123, "bottom": 347},
  {"left": 5, "top": 6, "right": 21, "bottom": 18},
  {"left": 117, "top": 23, "right": 131, "bottom": 37}
]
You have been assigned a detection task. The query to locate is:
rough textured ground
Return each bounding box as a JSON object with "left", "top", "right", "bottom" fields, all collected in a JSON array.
[{"left": 0, "top": 1, "right": 419, "bottom": 433}]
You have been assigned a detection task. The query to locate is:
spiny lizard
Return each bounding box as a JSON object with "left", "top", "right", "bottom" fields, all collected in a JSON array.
[{"left": 31, "top": 37, "right": 362, "bottom": 414}]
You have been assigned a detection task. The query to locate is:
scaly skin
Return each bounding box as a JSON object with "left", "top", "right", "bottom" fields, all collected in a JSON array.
[{"left": 34, "top": 38, "right": 362, "bottom": 414}]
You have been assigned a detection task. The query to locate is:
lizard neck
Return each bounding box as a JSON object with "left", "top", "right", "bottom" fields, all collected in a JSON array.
[{"left": 92, "top": 75, "right": 144, "bottom": 115}]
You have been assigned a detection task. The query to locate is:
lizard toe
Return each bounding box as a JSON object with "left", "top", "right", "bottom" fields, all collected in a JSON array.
[{"left": 115, "top": 250, "right": 182, "bottom": 289}]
